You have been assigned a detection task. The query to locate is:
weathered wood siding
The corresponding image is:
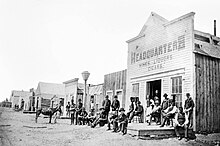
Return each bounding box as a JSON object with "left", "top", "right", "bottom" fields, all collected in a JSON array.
[
  {"left": 195, "top": 53, "right": 220, "bottom": 133},
  {"left": 103, "top": 70, "right": 127, "bottom": 108}
]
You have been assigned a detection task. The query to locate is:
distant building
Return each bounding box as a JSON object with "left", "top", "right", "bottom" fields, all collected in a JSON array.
[
  {"left": 10, "top": 90, "right": 32, "bottom": 110},
  {"left": 35, "top": 82, "right": 65, "bottom": 110},
  {"left": 103, "top": 69, "right": 127, "bottom": 108},
  {"left": 87, "top": 84, "right": 103, "bottom": 112},
  {"left": 63, "top": 78, "right": 84, "bottom": 116}
]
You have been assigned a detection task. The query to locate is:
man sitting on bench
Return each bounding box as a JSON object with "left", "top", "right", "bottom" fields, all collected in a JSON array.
[
  {"left": 128, "top": 101, "right": 143, "bottom": 123},
  {"left": 160, "top": 99, "right": 178, "bottom": 127},
  {"left": 78, "top": 107, "right": 88, "bottom": 125},
  {"left": 91, "top": 107, "right": 108, "bottom": 128},
  {"left": 147, "top": 100, "right": 161, "bottom": 125}
]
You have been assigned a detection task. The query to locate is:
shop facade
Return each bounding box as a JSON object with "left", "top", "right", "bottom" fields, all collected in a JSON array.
[
  {"left": 103, "top": 69, "right": 127, "bottom": 108},
  {"left": 126, "top": 12, "right": 220, "bottom": 133}
]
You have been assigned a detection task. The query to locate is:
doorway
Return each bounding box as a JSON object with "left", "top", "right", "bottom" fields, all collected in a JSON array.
[{"left": 146, "top": 79, "right": 161, "bottom": 106}]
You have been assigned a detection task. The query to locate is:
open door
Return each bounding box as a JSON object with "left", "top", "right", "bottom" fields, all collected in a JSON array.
[{"left": 146, "top": 80, "right": 162, "bottom": 106}]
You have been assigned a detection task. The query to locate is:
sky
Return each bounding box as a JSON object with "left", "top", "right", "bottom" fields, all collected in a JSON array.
[{"left": 0, "top": 0, "right": 220, "bottom": 102}]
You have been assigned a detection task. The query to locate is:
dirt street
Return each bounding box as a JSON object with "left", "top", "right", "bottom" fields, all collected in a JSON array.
[{"left": 0, "top": 107, "right": 216, "bottom": 146}]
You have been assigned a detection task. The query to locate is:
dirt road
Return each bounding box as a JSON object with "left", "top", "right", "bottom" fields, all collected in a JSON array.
[{"left": 0, "top": 107, "right": 214, "bottom": 146}]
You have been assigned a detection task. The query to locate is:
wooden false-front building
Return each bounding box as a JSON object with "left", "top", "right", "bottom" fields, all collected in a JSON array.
[
  {"left": 103, "top": 70, "right": 127, "bottom": 108},
  {"left": 126, "top": 12, "right": 220, "bottom": 133}
]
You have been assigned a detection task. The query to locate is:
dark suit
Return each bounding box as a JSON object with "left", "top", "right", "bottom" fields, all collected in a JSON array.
[
  {"left": 129, "top": 104, "right": 143, "bottom": 122},
  {"left": 111, "top": 99, "right": 120, "bottom": 111},
  {"left": 75, "top": 102, "right": 83, "bottom": 125},
  {"left": 113, "top": 113, "right": 128, "bottom": 134},
  {"left": 91, "top": 111, "right": 108, "bottom": 128},
  {"left": 102, "top": 99, "right": 111, "bottom": 116},
  {"left": 78, "top": 111, "right": 88, "bottom": 125}
]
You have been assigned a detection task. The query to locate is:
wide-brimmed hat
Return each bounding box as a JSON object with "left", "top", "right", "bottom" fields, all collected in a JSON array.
[
  {"left": 163, "top": 93, "right": 168, "bottom": 97},
  {"left": 119, "top": 108, "right": 125, "bottom": 112},
  {"left": 99, "top": 107, "right": 105, "bottom": 110}
]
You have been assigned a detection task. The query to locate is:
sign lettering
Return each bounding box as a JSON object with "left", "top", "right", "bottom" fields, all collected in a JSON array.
[{"left": 131, "top": 35, "right": 185, "bottom": 64}]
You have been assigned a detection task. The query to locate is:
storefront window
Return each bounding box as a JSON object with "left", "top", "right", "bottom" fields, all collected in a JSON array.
[
  {"left": 171, "top": 76, "right": 182, "bottom": 107},
  {"left": 132, "top": 83, "right": 139, "bottom": 98}
]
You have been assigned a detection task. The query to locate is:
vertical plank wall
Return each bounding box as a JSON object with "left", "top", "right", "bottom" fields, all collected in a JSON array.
[
  {"left": 103, "top": 70, "right": 127, "bottom": 108},
  {"left": 195, "top": 53, "right": 220, "bottom": 133}
]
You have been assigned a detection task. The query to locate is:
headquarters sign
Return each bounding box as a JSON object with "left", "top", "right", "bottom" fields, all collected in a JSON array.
[{"left": 130, "top": 35, "right": 185, "bottom": 71}]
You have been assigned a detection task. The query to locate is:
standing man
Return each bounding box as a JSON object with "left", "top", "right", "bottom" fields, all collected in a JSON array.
[
  {"left": 154, "top": 90, "right": 159, "bottom": 102},
  {"left": 174, "top": 107, "right": 189, "bottom": 141},
  {"left": 90, "top": 96, "right": 95, "bottom": 111},
  {"left": 102, "top": 95, "right": 111, "bottom": 118},
  {"left": 184, "top": 93, "right": 195, "bottom": 129},
  {"left": 70, "top": 101, "right": 76, "bottom": 125},
  {"left": 111, "top": 95, "right": 120, "bottom": 112},
  {"left": 20, "top": 99, "right": 24, "bottom": 110},
  {"left": 160, "top": 93, "right": 169, "bottom": 127},
  {"left": 75, "top": 99, "right": 83, "bottom": 125},
  {"left": 66, "top": 102, "right": 71, "bottom": 117}
]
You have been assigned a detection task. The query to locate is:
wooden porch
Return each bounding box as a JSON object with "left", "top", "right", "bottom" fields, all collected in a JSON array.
[{"left": 127, "top": 123, "right": 195, "bottom": 139}]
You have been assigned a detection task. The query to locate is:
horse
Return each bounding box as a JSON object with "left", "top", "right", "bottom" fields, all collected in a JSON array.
[{"left": 35, "top": 106, "right": 62, "bottom": 123}]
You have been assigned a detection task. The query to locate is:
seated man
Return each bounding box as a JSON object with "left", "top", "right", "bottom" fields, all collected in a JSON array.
[
  {"left": 145, "top": 100, "right": 154, "bottom": 125},
  {"left": 107, "top": 110, "right": 118, "bottom": 130},
  {"left": 128, "top": 101, "right": 144, "bottom": 123},
  {"left": 78, "top": 107, "right": 88, "bottom": 125},
  {"left": 174, "top": 107, "right": 189, "bottom": 141},
  {"left": 113, "top": 108, "right": 128, "bottom": 135},
  {"left": 126, "top": 97, "right": 135, "bottom": 118},
  {"left": 86, "top": 108, "right": 96, "bottom": 126},
  {"left": 160, "top": 100, "right": 178, "bottom": 127},
  {"left": 147, "top": 100, "right": 161, "bottom": 125},
  {"left": 91, "top": 107, "right": 108, "bottom": 128}
]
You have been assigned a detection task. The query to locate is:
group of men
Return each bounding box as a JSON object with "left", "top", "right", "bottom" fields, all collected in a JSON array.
[
  {"left": 65, "top": 92, "right": 195, "bottom": 141},
  {"left": 145, "top": 92, "right": 195, "bottom": 141}
]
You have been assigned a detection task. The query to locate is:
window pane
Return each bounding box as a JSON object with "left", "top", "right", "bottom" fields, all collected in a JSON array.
[{"left": 132, "top": 83, "right": 139, "bottom": 97}]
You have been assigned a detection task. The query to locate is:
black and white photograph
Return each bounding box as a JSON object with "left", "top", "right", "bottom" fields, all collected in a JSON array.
[{"left": 0, "top": 0, "right": 220, "bottom": 145}]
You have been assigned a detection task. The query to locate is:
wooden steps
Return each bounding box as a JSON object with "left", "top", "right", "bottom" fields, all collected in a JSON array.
[{"left": 127, "top": 123, "right": 195, "bottom": 139}]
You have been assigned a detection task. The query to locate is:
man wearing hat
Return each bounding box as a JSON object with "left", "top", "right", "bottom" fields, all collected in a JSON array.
[
  {"left": 184, "top": 93, "right": 194, "bottom": 128},
  {"left": 148, "top": 100, "right": 161, "bottom": 125},
  {"left": 128, "top": 100, "right": 144, "bottom": 123},
  {"left": 113, "top": 108, "right": 128, "bottom": 135},
  {"left": 111, "top": 95, "right": 120, "bottom": 112},
  {"left": 107, "top": 110, "right": 118, "bottom": 131},
  {"left": 78, "top": 107, "right": 88, "bottom": 125},
  {"left": 102, "top": 95, "right": 111, "bottom": 118},
  {"left": 161, "top": 93, "right": 169, "bottom": 111},
  {"left": 86, "top": 108, "right": 96, "bottom": 126},
  {"left": 70, "top": 101, "right": 76, "bottom": 125},
  {"left": 75, "top": 98, "right": 83, "bottom": 125},
  {"left": 160, "top": 93, "right": 169, "bottom": 127},
  {"left": 126, "top": 97, "right": 135, "bottom": 118},
  {"left": 91, "top": 107, "right": 108, "bottom": 128}
]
